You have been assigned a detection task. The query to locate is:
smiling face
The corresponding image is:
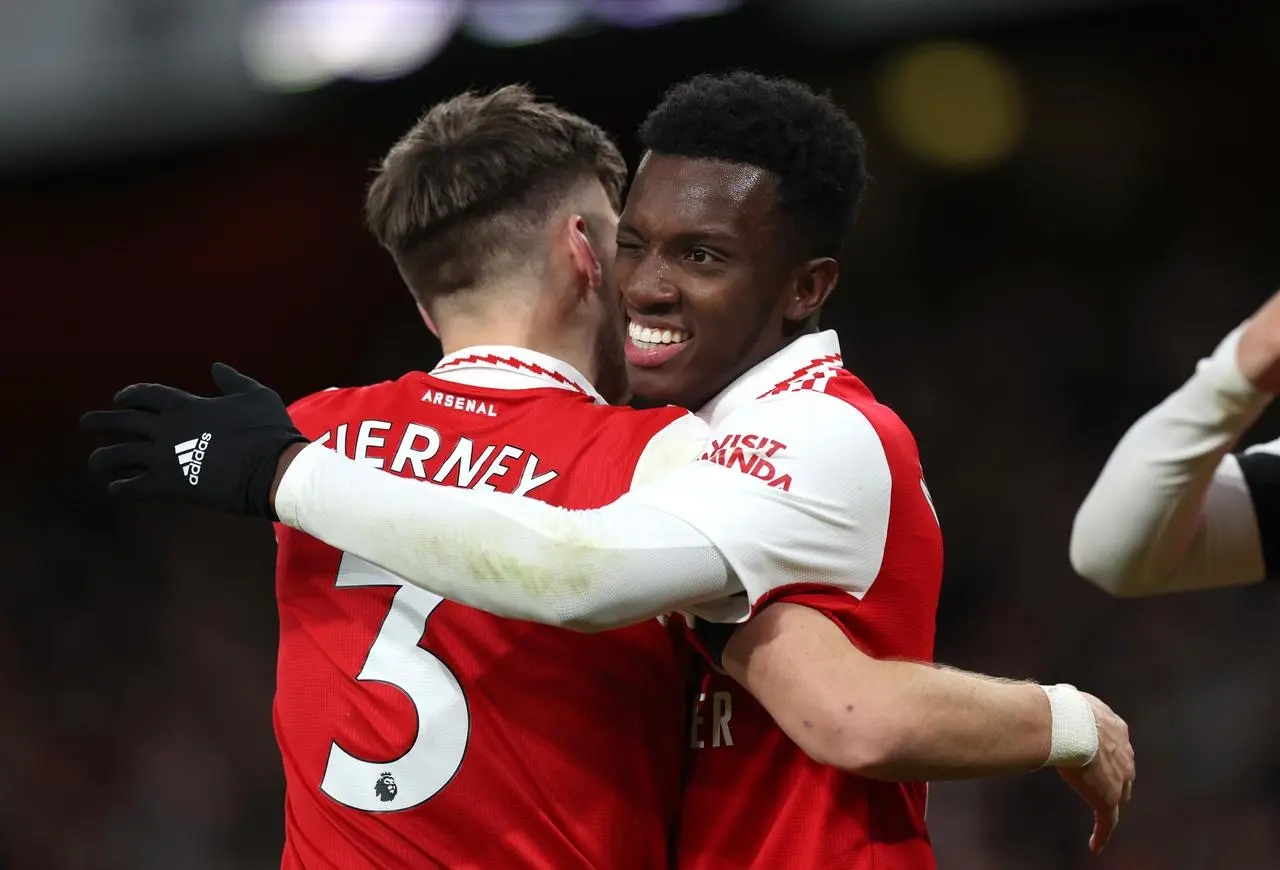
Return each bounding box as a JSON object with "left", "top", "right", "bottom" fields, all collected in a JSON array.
[{"left": 614, "top": 153, "right": 809, "bottom": 410}]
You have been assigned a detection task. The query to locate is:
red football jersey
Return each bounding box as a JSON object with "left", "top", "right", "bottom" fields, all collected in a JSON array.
[
  {"left": 625, "top": 333, "right": 944, "bottom": 870},
  {"left": 272, "top": 352, "right": 693, "bottom": 869}
]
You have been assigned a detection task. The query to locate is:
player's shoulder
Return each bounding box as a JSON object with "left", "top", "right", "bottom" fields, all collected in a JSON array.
[
  {"left": 732, "top": 367, "right": 919, "bottom": 460},
  {"left": 823, "top": 369, "right": 921, "bottom": 455},
  {"left": 287, "top": 382, "right": 382, "bottom": 421},
  {"left": 570, "top": 402, "right": 699, "bottom": 460},
  {"left": 597, "top": 401, "right": 693, "bottom": 434},
  {"left": 287, "top": 373, "right": 428, "bottom": 429}
]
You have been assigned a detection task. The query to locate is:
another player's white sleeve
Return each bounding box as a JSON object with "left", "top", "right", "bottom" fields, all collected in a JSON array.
[
  {"left": 1070, "top": 325, "right": 1273, "bottom": 596},
  {"left": 274, "top": 419, "right": 737, "bottom": 632},
  {"left": 626, "top": 391, "right": 891, "bottom": 622}
]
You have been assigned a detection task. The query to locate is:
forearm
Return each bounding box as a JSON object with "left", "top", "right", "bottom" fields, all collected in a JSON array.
[
  {"left": 725, "top": 604, "right": 1095, "bottom": 781},
  {"left": 838, "top": 662, "right": 1086, "bottom": 781},
  {"left": 1071, "top": 325, "right": 1272, "bottom": 595},
  {"left": 273, "top": 442, "right": 737, "bottom": 631}
]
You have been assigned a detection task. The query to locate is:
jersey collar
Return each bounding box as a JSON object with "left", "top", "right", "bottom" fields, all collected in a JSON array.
[
  {"left": 431, "top": 345, "right": 607, "bottom": 404},
  {"left": 694, "top": 330, "right": 844, "bottom": 426}
]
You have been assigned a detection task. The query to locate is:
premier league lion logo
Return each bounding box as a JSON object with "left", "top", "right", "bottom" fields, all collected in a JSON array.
[{"left": 374, "top": 771, "right": 398, "bottom": 803}]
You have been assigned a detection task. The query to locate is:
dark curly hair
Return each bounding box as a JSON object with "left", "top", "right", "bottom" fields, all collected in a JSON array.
[{"left": 638, "top": 71, "right": 868, "bottom": 261}]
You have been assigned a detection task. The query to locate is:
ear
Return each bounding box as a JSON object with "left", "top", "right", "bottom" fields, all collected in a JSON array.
[
  {"left": 416, "top": 302, "right": 440, "bottom": 338},
  {"left": 564, "top": 215, "right": 602, "bottom": 301},
  {"left": 783, "top": 258, "right": 839, "bottom": 322}
]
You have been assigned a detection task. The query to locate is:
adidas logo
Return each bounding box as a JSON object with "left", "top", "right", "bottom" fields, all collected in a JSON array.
[{"left": 175, "top": 433, "right": 213, "bottom": 486}]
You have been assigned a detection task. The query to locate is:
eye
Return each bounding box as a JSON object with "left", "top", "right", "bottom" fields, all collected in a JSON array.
[
  {"left": 615, "top": 238, "right": 643, "bottom": 255},
  {"left": 685, "top": 247, "right": 717, "bottom": 265}
]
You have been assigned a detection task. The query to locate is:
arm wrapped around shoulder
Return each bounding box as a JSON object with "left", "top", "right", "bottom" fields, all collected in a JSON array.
[{"left": 274, "top": 441, "right": 741, "bottom": 630}]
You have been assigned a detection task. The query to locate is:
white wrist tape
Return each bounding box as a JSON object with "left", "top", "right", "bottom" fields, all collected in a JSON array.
[{"left": 1039, "top": 684, "right": 1099, "bottom": 768}]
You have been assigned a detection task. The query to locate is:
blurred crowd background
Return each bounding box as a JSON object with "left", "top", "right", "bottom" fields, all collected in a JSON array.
[{"left": 3, "top": 0, "right": 1279, "bottom": 867}]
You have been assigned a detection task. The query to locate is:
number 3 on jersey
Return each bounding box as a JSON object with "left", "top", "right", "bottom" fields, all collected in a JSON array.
[{"left": 320, "top": 553, "right": 470, "bottom": 812}]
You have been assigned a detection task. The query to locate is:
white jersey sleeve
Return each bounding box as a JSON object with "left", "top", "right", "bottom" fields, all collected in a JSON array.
[
  {"left": 274, "top": 418, "right": 739, "bottom": 632},
  {"left": 1070, "top": 325, "right": 1273, "bottom": 595},
  {"left": 625, "top": 389, "right": 892, "bottom": 622}
]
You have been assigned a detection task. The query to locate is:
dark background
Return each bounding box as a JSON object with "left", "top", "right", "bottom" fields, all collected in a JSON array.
[{"left": 3, "top": 1, "right": 1278, "bottom": 867}]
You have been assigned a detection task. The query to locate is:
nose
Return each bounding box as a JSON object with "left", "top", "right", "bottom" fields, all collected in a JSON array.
[{"left": 620, "top": 251, "right": 679, "bottom": 313}]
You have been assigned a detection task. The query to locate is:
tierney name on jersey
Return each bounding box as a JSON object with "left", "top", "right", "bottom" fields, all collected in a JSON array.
[{"left": 313, "top": 419, "right": 559, "bottom": 496}]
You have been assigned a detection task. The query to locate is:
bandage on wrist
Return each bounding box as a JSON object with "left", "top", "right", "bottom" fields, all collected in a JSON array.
[{"left": 1039, "top": 683, "right": 1099, "bottom": 767}]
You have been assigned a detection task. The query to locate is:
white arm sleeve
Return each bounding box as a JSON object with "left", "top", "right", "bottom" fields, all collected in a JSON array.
[
  {"left": 1069, "top": 325, "right": 1273, "bottom": 596},
  {"left": 626, "top": 390, "right": 894, "bottom": 623},
  {"left": 274, "top": 424, "right": 737, "bottom": 633}
]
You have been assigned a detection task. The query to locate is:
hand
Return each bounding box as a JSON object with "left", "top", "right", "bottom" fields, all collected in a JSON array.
[
  {"left": 1056, "top": 693, "right": 1135, "bottom": 855},
  {"left": 1236, "top": 290, "right": 1280, "bottom": 393},
  {"left": 81, "top": 363, "right": 308, "bottom": 519}
]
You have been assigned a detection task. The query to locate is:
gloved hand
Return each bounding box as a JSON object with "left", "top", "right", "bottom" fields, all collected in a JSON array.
[{"left": 81, "top": 363, "right": 308, "bottom": 519}]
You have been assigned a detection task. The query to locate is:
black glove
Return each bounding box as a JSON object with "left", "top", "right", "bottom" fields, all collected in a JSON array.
[{"left": 81, "top": 363, "right": 308, "bottom": 519}]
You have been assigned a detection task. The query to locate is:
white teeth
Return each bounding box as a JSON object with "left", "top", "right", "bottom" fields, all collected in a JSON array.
[{"left": 629, "top": 321, "right": 690, "bottom": 345}]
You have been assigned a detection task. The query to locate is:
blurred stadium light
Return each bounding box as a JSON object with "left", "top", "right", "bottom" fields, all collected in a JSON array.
[
  {"left": 463, "top": 0, "right": 587, "bottom": 47},
  {"left": 0, "top": 0, "right": 744, "bottom": 173},
  {"left": 0, "top": 0, "right": 1167, "bottom": 175},
  {"left": 242, "top": 0, "right": 466, "bottom": 90},
  {"left": 463, "top": 0, "right": 740, "bottom": 46},
  {"left": 241, "top": 0, "right": 744, "bottom": 89},
  {"left": 586, "top": 0, "right": 741, "bottom": 28},
  {"left": 877, "top": 40, "right": 1027, "bottom": 171}
]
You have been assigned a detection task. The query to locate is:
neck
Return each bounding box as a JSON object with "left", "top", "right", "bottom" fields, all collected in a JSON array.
[
  {"left": 442, "top": 326, "right": 600, "bottom": 383},
  {"left": 435, "top": 288, "right": 600, "bottom": 387}
]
